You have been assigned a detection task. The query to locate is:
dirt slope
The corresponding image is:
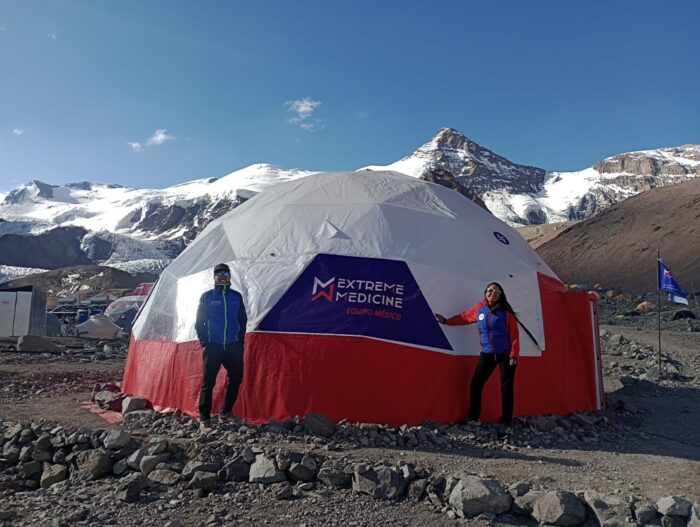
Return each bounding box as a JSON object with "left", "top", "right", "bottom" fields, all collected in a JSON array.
[{"left": 536, "top": 178, "right": 700, "bottom": 292}]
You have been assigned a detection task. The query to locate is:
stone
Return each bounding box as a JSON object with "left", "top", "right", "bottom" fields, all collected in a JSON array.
[
  {"left": 448, "top": 476, "right": 512, "bottom": 518},
  {"left": 116, "top": 473, "right": 148, "bottom": 503},
  {"left": 273, "top": 481, "right": 294, "bottom": 500},
  {"left": 218, "top": 457, "right": 250, "bottom": 483},
  {"left": 113, "top": 458, "right": 129, "bottom": 476},
  {"left": 139, "top": 454, "right": 170, "bottom": 476},
  {"left": 102, "top": 430, "right": 131, "bottom": 450},
  {"left": 583, "top": 490, "right": 630, "bottom": 527},
  {"left": 182, "top": 460, "right": 221, "bottom": 478},
  {"left": 662, "top": 517, "right": 688, "bottom": 527},
  {"left": 164, "top": 522, "right": 183, "bottom": 527},
  {"left": 303, "top": 413, "right": 336, "bottom": 437},
  {"left": 688, "top": 504, "right": 700, "bottom": 527},
  {"left": 353, "top": 465, "right": 407, "bottom": 500},
  {"left": 75, "top": 449, "right": 113, "bottom": 480},
  {"left": 317, "top": 460, "right": 351, "bottom": 488},
  {"left": 126, "top": 448, "right": 146, "bottom": 470},
  {"left": 188, "top": 471, "right": 219, "bottom": 492},
  {"left": 407, "top": 479, "right": 428, "bottom": 501},
  {"left": 40, "top": 464, "right": 69, "bottom": 488},
  {"left": 122, "top": 396, "right": 149, "bottom": 415},
  {"left": 509, "top": 481, "right": 531, "bottom": 498},
  {"left": 658, "top": 496, "right": 692, "bottom": 517},
  {"left": 249, "top": 454, "right": 286, "bottom": 484},
  {"left": 298, "top": 482, "right": 314, "bottom": 491},
  {"left": 531, "top": 491, "right": 587, "bottom": 526},
  {"left": 289, "top": 455, "right": 318, "bottom": 482},
  {"left": 671, "top": 309, "right": 696, "bottom": 320},
  {"left": 144, "top": 437, "right": 168, "bottom": 455},
  {"left": 634, "top": 502, "right": 658, "bottom": 524},
  {"left": 31, "top": 449, "right": 52, "bottom": 462},
  {"left": 16, "top": 335, "right": 63, "bottom": 352},
  {"left": 18, "top": 460, "right": 44, "bottom": 479},
  {"left": 33, "top": 434, "right": 52, "bottom": 451},
  {"left": 148, "top": 469, "right": 180, "bottom": 486}
]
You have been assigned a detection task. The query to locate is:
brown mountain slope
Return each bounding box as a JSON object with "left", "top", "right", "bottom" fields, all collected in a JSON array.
[{"left": 536, "top": 177, "right": 700, "bottom": 292}]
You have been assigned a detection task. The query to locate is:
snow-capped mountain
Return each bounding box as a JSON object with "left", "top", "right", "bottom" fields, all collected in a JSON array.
[
  {"left": 1, "top": 129, "right": 699, "bottom": 277},
  {"left": 366, "top": 128, "right": 700, "bottom": 225}
]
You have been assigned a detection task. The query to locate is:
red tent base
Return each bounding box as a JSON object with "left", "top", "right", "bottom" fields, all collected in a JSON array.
[{"left": 123, "top": 274, "right": 604, "bottom": 426}]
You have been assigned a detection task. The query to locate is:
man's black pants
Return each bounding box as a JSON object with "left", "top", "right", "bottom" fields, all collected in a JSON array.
[
  {"left": 198, "top": 342, "right": 244, "bottom": 420},
  {"left": 468, "top": 352, "right": 517, "bottom": 425}
]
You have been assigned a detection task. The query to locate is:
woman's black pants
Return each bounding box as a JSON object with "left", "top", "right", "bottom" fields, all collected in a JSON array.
[
  {"left": 468, "top": 352, "right": 517, "bottom": 425},
  {"left": 198, "top": 342, "right": 244, "bottom": 420}
]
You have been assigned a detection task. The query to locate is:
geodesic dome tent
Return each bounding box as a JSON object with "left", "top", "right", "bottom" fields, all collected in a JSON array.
[{"left": 124, "top": 171, "right": 604, "bottom": 425}]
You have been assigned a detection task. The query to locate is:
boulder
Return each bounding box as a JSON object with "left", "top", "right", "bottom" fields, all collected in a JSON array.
[
  {"left": 144, "top": 438, "right": 168, "bottom": 456},
  {"left": 218, "top": 457, "right": 250, "bottom": 483},
  {"left": 407, "top": 479, "right": 428, "bottom": 502},
  {"left": 317, "top": 460, "right": 351, "bottom": 488},
  {"left": 139, "top": 454, "right": 170, "bottom": 476},
  {"left": 249, "top": 454, "right": 286, "bottom": 484},
  {"left": 183, "top": 460, "right": 221, "bottom": 479},
  {"left": 635, "top": 301, "right": 655, "bottom": 313},
  {"left": 288, "top": 455, "right": 318, "bottom": 482},
  {"left": 662, "top": 517, "right": 688, "bottom": 527},
  {"left": 75, "top": 449, "right": 113, "bottom": 480},
  {"left": 121, "top": 396, "right": 149, "bottom": 415},
  {"left": 583, "top": 490, "right": 630, "bottom": 527},
  {"left": 671, "top": 309, "right": 696, "bottom": 321},
  {"left": 688, "top": 503, "right": 700, "bottom": 527},
  {"left": 116, "top": 473, "right": 148, "bottom": 503},
  {"left": 40, "top": 464, "right": 69, "bottom": 489},
  {"left": 657, "top": 496, "right": 692, "bottom": 517},
  {"left": 531, "top": 491, "right": 587, "bottom": 526},
  {"left": 352, "top": 465, "right": 407, "bottom": 500},
  {"left": 93, "top": 391, "right": 125, "bottom": 412},
  {"left": 103, "top": 430, "right": 131, "bottom": 450},
  {"left": 273, "top": 481, "right": 294, "bottom": 500},
  {"left": 634, "top": 501, "right": 658, "bottom": 524},
  {"left": 188, "top": 471, "right": 219, "bottom": 492},
  {"left": 448, "top": 475, "right": 512, "bottom": 518},
  {"left": 148, "top": 469, "right": 180, "bottom": 486},
  {"left": 303, "top": 413, "right": 336, "bottom": 437}
]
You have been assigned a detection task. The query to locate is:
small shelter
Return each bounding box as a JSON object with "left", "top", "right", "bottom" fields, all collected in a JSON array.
[
  {"left": 124, "top": 171, "right": 604, "bottom": 425},
  {"left": 0, "top": 285, "right": 47, "bottom": 337}
]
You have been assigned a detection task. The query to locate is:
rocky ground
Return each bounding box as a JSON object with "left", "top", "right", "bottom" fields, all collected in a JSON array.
[{"left": 0, "top": 294, "right": 699, "bottom": 526}]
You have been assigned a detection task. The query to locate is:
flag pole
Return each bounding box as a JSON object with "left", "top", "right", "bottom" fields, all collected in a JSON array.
[{"left": 657, "top": 250, "right": 662, "bottom": 379}]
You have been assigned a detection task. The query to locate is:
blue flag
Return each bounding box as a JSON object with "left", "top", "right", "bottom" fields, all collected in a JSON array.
[{"left": 658, "top": 260, "right": 689, "bottom": 305}]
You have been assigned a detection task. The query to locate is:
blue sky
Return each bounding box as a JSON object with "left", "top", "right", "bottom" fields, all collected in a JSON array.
[{"left": 1, "top": 1, "right": 698, "bottom": 191}]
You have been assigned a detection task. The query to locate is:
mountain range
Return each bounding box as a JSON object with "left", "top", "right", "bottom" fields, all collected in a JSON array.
[{"left": 1, "top": 128, "right": 698, "bottom": 282}]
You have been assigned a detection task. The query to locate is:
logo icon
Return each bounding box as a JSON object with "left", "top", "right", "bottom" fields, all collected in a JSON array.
[
  {"left": 478, "top": 313, "right": 485, "bottom": 321},
  {"left": 311, "top": 277, "right": 335, "bottom": 302},
  {"left": 493, "top": 232, "right": 510, "bottom": 245}
]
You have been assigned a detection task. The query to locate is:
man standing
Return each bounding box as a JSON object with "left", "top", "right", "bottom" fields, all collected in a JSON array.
[{"left": 195, "top": 263, "right": 247, "bottom": 429}]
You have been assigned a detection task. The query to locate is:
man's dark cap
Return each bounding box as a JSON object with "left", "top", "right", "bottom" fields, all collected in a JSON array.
[{"left": 214, "top": 263, "right": 231, "bottom": 274}]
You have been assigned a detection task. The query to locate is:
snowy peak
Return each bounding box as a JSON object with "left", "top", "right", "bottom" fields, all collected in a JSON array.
[
  {"left": 366, "top": 127, "right": 546, "bottom": 195},
  {"left": 594, "top": 144, "right": 700, "bottom": 176}
]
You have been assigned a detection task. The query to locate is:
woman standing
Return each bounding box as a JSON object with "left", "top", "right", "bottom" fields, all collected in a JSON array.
[{"left": 435, "top": 282, "right": 519, "bottom": 437}]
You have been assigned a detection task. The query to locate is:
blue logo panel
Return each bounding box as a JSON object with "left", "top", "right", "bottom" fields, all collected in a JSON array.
[{"left": 258, "top": 254, "right": 452, "bottom": 351}]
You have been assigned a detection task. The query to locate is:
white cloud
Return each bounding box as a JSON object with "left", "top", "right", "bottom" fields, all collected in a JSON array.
[
  {"left": 128, "top": 128, "right": 175, "bottom": 153},
  {"left": 46, "top": 32, "right": 57, "bottom": 40},
  {"left": 12, "top": 129, "right": 24, "bottom": 136},
  {"left": 356, "top": 110, "right": 369, "bottom": 120},
  {"left": 285, "top": 97, "right": 324, "bottom": 131},
  {"left": 146, "top": 128, "right": 175, "bottom": 146}
]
